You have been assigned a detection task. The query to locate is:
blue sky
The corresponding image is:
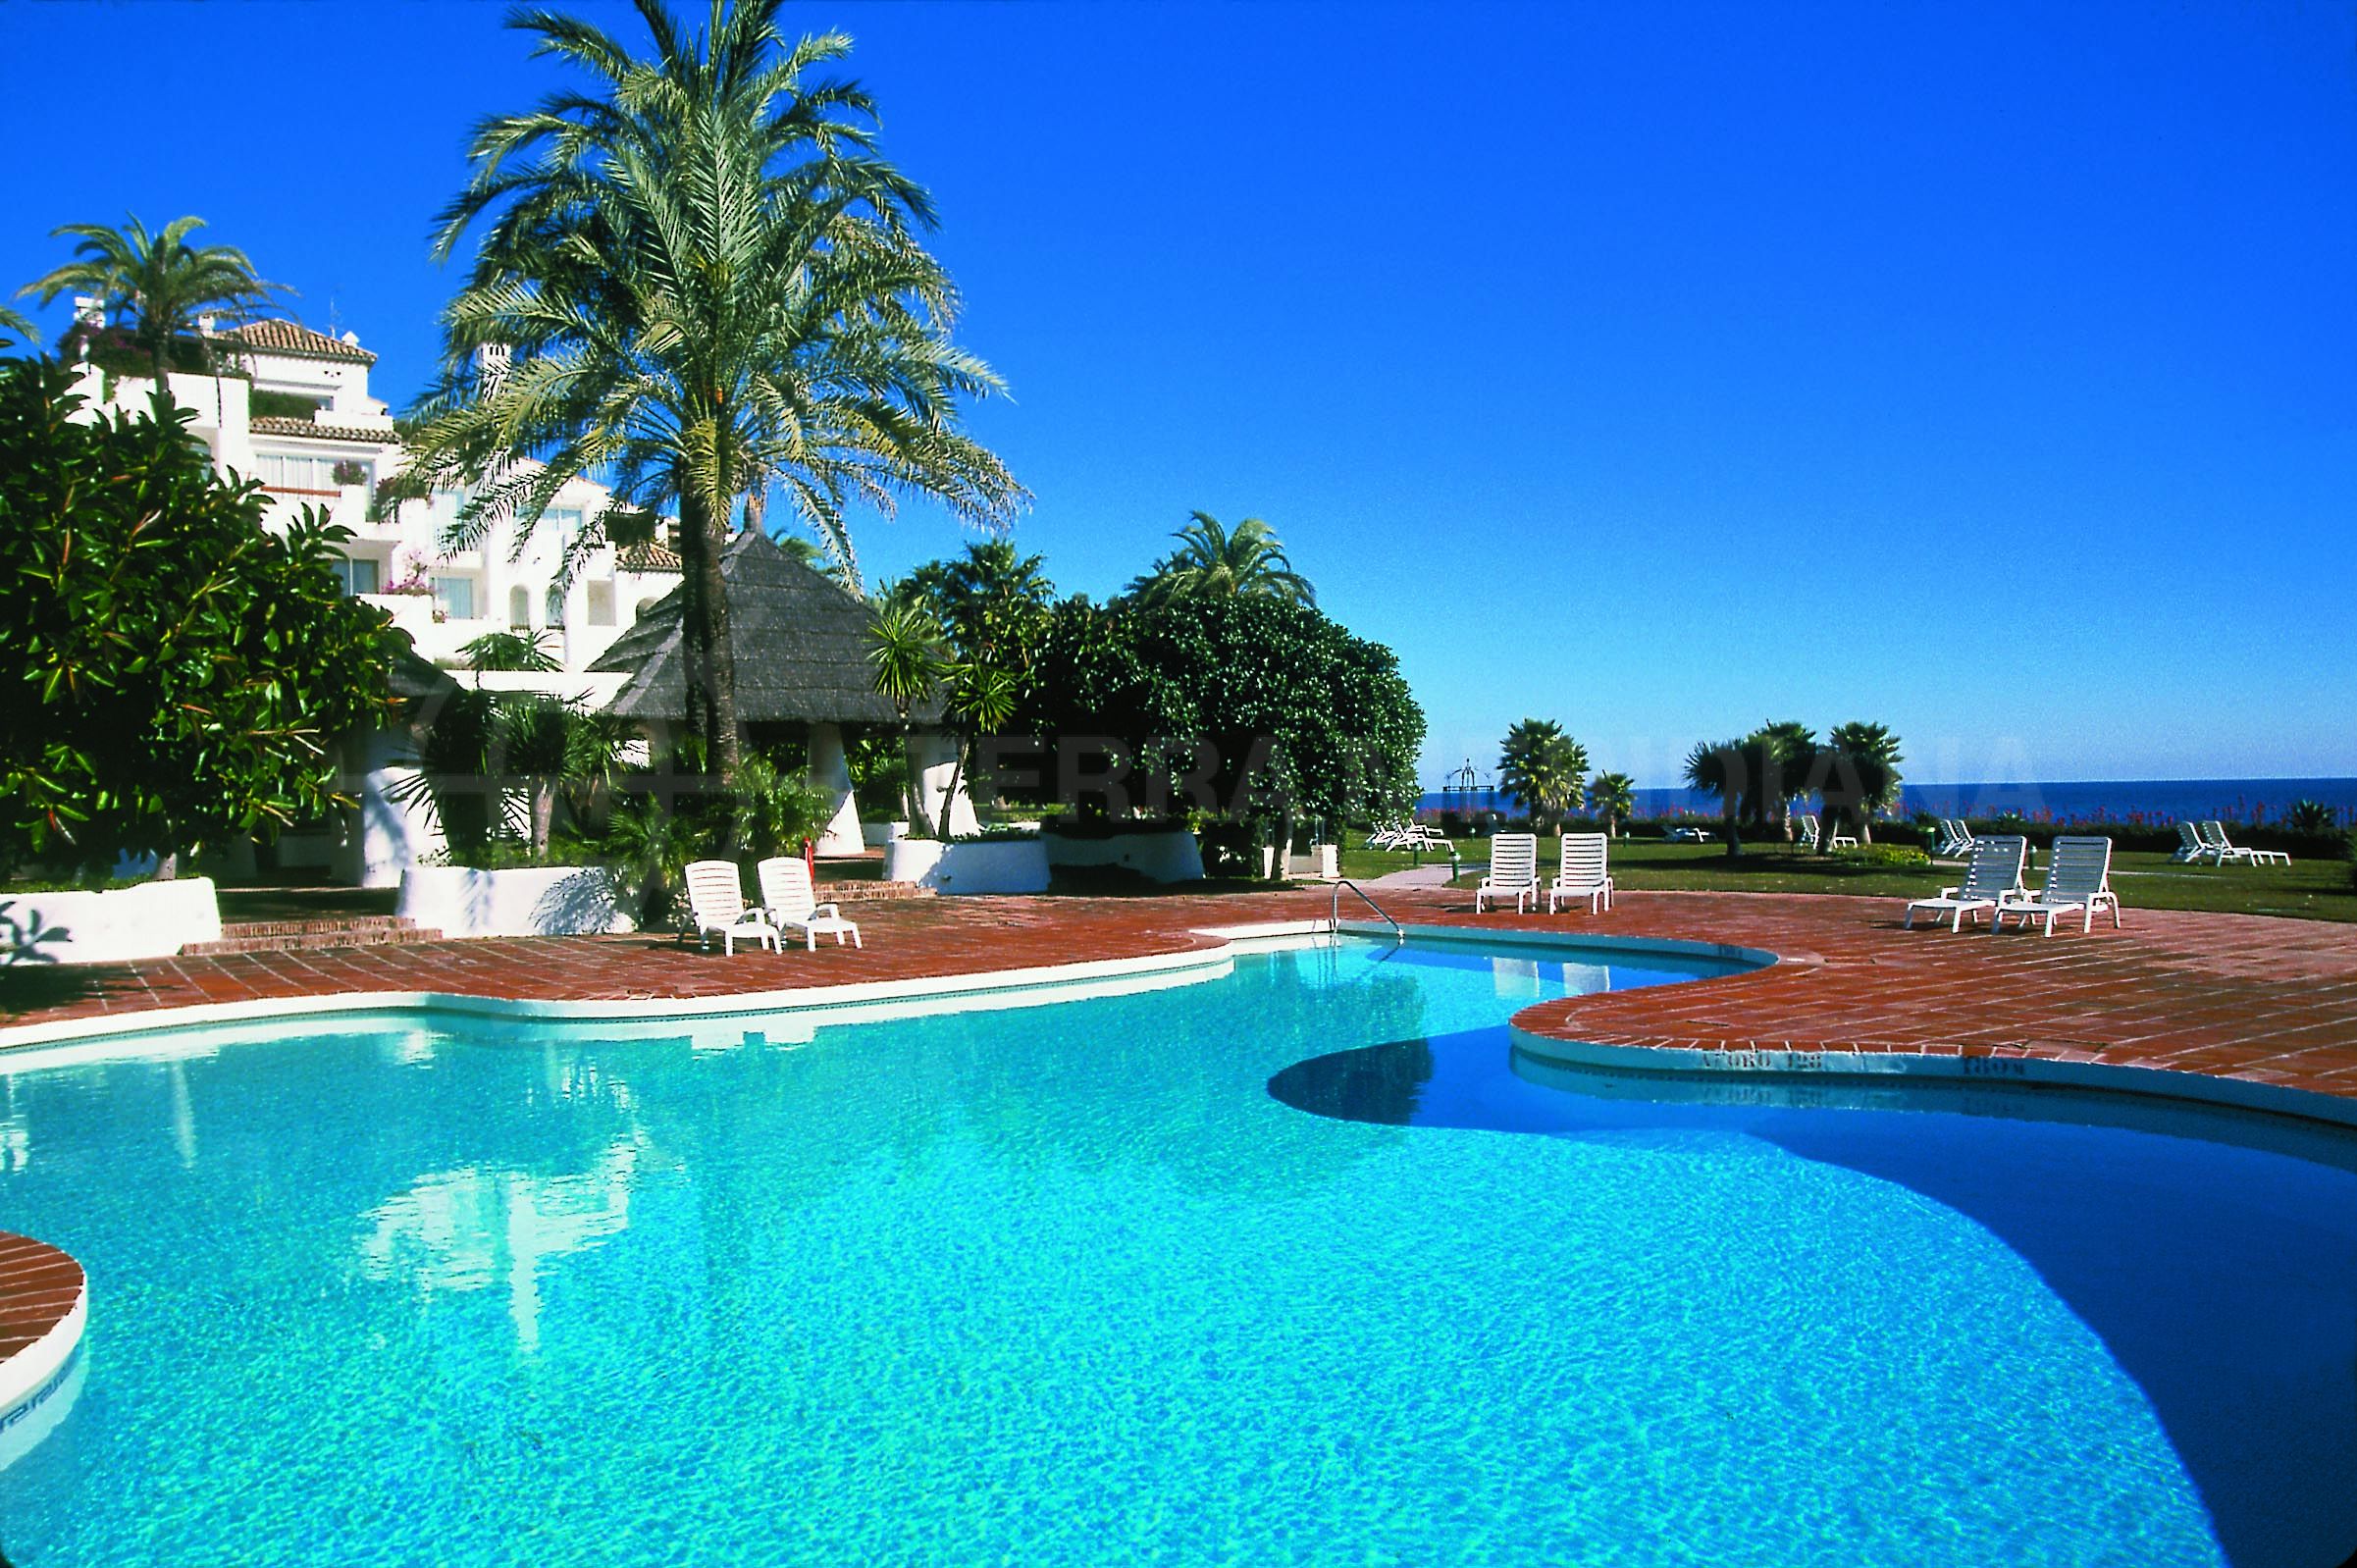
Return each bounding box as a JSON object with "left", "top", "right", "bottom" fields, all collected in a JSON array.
[{"left": 6, "top": 2, "right": 2352, "bottom": 786}]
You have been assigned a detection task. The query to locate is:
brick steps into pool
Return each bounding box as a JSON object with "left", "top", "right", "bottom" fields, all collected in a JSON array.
[{"left": 0, "top": 1231, "right": 86, "bottom": 1446}]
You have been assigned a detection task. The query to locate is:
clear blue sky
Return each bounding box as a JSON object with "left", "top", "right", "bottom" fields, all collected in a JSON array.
[{"left": 6, "top": 2, "right": 2353, "bottom": 786}]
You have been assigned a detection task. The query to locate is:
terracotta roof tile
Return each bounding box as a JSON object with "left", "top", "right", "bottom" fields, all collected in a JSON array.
[
  {"left": 617, "top": 542, "right": 683, "bottom": 573},
  {"left": 247, "top": 415, "right": 397, "bottom": 446},
  {"left": 225, "top": 319, "right": 376, "bottom": 364}
]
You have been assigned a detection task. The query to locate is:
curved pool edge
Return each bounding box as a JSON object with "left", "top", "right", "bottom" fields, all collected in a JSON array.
[{"left": 1509, "top": 1027, "right": 2357, "bottom": 1135}]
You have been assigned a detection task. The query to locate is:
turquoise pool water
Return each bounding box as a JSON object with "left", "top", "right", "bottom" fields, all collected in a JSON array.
[{"left": 0, "top": 936, "right": 2351, "bottom": 1565}]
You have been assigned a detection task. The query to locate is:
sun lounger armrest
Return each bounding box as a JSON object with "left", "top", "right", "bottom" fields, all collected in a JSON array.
[{"left": 811, "top": 902, "right": 843, "bottom": 921}]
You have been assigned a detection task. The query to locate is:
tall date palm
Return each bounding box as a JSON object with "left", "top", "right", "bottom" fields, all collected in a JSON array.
[
  {"left": 1129, "top": 512, "right": 1316, "bottom": 608},
  {"left": 395, "top": 0, "right": 1021, "bottom": 783}
]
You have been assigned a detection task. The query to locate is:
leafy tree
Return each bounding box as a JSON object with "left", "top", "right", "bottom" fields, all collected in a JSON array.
[
  {"left": 897, "top": 540, "right": 1056, "bottom": 676},
  {"left": 0, "top": 358, "right": 399, "bottom": 876},
  {"left": 1819, "top": 720, "right": 1904, "bottom": 846},
  {"left": 393, "top": 0, "right": 1021, "bottom": 789},
  {"left": 1685, "top": 721, "right": 1819, "bottom": 855},
  {"left": 1497, "top": 718, "right": 1589, "bottom": 832},
  {"left": 1587, "top": 771, "right": 1636, "bottom": 838},
  {"left": 1020, "top": 596, "right": 1423, "bottom": 844},
  {"left": 19, "top": 214, "right": 282, "bottom": 415},
  {"left": 1127, "top": 512, "right": 1315, "bottom": 607}
]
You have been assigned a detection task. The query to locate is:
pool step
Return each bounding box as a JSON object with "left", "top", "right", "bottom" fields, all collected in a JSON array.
[{"left": 182, "top": 916, "right": 444, "bottom": 955}]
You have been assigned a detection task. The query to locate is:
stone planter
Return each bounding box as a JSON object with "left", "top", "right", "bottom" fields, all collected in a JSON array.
[
  {"left": 397, "top": 865, "right": 634, "bottom": 939},
  {"left": 0, "top": 878, "right": 224, "bottom": 966},
  {"left": 1042, "top": 828, "right": 1205, "bottom": 884},
  {"left": 883, "top": 837, "right": 1050, "bottom": 895}
]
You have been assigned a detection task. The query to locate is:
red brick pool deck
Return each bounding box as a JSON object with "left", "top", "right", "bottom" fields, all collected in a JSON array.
[{"left": 5, "top": 887, "right": 2357, "bottom": 1105}]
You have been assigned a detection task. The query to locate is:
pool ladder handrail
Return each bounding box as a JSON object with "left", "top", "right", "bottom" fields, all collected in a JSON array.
[{"left": 1330, "top": 878, "right": 1404, "bottom": 944}]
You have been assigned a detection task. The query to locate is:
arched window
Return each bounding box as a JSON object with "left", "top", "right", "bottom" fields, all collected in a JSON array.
[{"left": 508, "top": 587, "right": 531, "bottom": 628}]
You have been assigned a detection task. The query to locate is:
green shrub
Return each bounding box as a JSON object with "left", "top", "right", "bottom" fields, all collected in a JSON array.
[{"left": 1848, "top": 844, "right": 1931, "bottom": 868}]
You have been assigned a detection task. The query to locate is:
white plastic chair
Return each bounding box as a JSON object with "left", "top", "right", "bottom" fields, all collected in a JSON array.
[
  {"left": 1935, "top": 818, "right": 1976, "bottom": 859},
  {"left": 1994, "top": 835, "right": 2122, "bottom": 935},
  {"left": 1548, "top": 833, "right": 1614, "bottom": 914},
  {"left": 2170, "top": 822, "right": 2206, "bottom": 863},
  {"left": 1796, "top": 814, "right": 1821, "bottom": 851},
  {"left": 756, "top": 857, "right": 864, "bottom": 950},
  {"left": 683, "top": 860, "right": 779, "bottom": 955},
  {"left": 1828, "top": 818, "right": 1859, "bottom": 851},
  {"left": 1475, "top": 833, "right": 1541, "bottom": 913},
  {"left": 1904, "top": 835, "right": 2027, "bottom": 931}
]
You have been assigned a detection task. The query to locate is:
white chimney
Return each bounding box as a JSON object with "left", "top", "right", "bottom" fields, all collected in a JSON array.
[{"left": 340, "top": 330, "right": 361, "bottom": 348}]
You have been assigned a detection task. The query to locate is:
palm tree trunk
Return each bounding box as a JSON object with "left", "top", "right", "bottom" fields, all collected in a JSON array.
[{"left": 674, "top": 490, "right": 744, "bottom": 789}]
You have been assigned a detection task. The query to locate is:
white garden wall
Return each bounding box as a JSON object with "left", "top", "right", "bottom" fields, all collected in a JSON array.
[
  {"left": 883, "top": 838, "right": 1050, "bottom": 895},
  {"left": 0, "top": 878, "right": 224, "bottom": 966},
  {"left": 397, "top": 865, "right": 635, "bottom": 938}
]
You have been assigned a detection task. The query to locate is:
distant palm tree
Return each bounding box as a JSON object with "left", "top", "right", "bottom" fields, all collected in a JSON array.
[
  {"left": 1128, "top": 512, "right": 1315, "bottom": 607},
  {"left": 1498, "top": 718, "right": 1589, "bottom": 833},
  {"left": 865, "top": 601, "right": 951, "bottom": 834},
  {"left": 20, "top": 214, "right": 281, "bottom": 413},
  {"left": 461, "top": 629, "right": 561, "bottom": 673},
  {"left": 393, "top": 0, "right": 1021, "bottom": 787},
  {"left": 1685, "top": 727, "right": 1810, "bottom": 857},
  {"left": 1820, "top": 720, "right": 1904, "bottom": 846},
  {"left": 1587, "top": 771, "right": 1636, "bottom": 838}
]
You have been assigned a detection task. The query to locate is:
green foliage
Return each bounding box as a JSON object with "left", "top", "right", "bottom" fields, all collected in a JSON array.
[
  {"left": 0, "top": 358, "right": 398, "bottom": 875},
  {"left": 1126, "top": 512, "right": 1314, "bottom": 608},
  {"left": 1684, "top": 721, "right": 1817, "bottom": 853},
  {"left": 1587, "top": 771, "right": 1637, "bottom": 836},
  {"left": 893, "top": 540, "right": 1056, "bottom": 681},
  {"left": 1497, "top": 718, "right": 1589, "bottom": 831},
  {"left": 248, "top": 389, "right": 320, "bottom": 421},
  {"left": 19, "top": 214, "right": 283, "bottom": 397},
  {"left": 1021, "top": 594, "right": 1424, "bottom": 826},
  {"left": 396, "top": 687, "right": 636, "bottom": 860},
  {"left": 462, "top": 628, "right": 560, "bottom": 672},
  {"left": 596, "top": 797, "right": 716, "bottom": 927},
  {"left": 2285, "top": 799, "right": 2338, "bottom": 836},
  {"left": 1848, "top": 843, "right": 1931, "bottom": 868},
  {"left": 391, "top": 0, "right": 1022, "bottom": 778},
  {"left": 0, "top": 303, "right": 40, "bottom": 351},
  {"left": 730, "top": 753, "right": 834, "bottom": 860}
]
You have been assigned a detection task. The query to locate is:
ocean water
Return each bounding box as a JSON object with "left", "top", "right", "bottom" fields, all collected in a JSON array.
[
  {"left": 1420, "top": 776, "right": 2357, "bottom": 827},
  {"left": 0, "top": 939, "right": 2352, "bottom": 1566}
]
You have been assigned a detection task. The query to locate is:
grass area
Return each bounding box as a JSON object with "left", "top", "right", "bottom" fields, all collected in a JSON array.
[{"left": 1336, "top": 832, "right": 2357, "bottom": 923}]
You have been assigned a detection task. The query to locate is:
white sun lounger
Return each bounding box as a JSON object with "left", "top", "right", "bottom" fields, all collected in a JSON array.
[
  {"left": 1796, "top": 814, "right": 1821, "bottom": 850},
  {"left": 2171, "top": 822, "right": 2206, "bottom": 863},
  {"left": 1935, "top": 818, "right": 1975, "bottom": 859},
  {"left": 1548, "top": 832, "right": 1614, "bottom": 914},
  {"left": 1904, "top": 835, "right": 2027, "bottom": 931},
  {"left": 2202, "top": 820, "right": 2288, "bottom": 866},
  {"left": 1664, "top": 824, "right": 1715, "bottom": 844},
  {"left": 757, "top": 857, "right": 864, "bottom": 951},
  {"left": 1994, "top": 835, "right": 2122, "bottom": 935},
  {"left": 684, "top": 860, "right": 779, "bottom": 955},
  {"left": 1476, "top": 833, "right": 1541, "bottom": 914}
]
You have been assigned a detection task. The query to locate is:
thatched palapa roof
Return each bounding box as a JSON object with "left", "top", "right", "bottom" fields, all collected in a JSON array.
[{"left": 593, "top": 529, "right": 943, "bottom": 726}]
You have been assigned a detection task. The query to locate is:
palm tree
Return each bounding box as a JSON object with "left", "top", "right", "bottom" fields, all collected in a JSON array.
[
  {"left": 1497, "top": 718, "right": 1589, "bottom": 833},
  {"left": 20, "top": 214, "right": 281, "bottom": 415},
  {"left": 1821, "top": 721, "right": 1904, "bottom": 845},
  {"left": 461, "top": 629, "right": 561, "bottom": 673},
  {"left": 1755, "top": 719, "right": 1818, "bottom": 842},
  {"left": 1587, "top": 771, "right": 1636, "bottom": 838},
  {"left": 865, "top": 600, "right": 950, "bottom": 834},
  {"left": 393, "top": 0, "right": 1021, "bottom": 787},
  {"left": 1128, "top": 512, "right": 1315, "bottom": 607}
]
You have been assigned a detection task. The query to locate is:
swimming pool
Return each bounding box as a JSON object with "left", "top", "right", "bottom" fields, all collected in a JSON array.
[{"left": 0, "top": 933, "right": 2351, "bottom": 1565}]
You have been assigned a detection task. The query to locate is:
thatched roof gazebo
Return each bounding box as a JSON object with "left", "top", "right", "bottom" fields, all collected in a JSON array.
[{"left": 591, "top": 529, "right": 963, "bottom": 851}]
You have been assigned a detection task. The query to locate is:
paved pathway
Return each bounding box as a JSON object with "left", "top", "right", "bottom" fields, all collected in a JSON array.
[{"left": 5, "top": 887, "right": 2357, "bottom": 1107}]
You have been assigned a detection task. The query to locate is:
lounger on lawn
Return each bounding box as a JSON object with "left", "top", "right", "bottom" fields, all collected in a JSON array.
[
  {"left": 1548, "top": 833, "right": 1614, "bottom": 914},
  {"left": 1665, "top": 824, "right": 1715, "bottom": 844},
  {"left": 757, "top": 857, "right": 864, "bottom": 951},
  {"left": 2203, "top": 820, "right": 2288, "bottom": 866},
  {"left": 2171, "top": 822, "right": 2206, "bottom": 863},
  {"left": 1476, "top": 833, "right": 1541, "bottom": 914},
  {"left": 1904, "top": 835, "right": 2027, "bottom": 931},
  {"left": 1994, "top": 835, "right": 2122, "bottom": 936},
  {"left": 1796, "top": 814, "right": 1822, "bottom": 851},
  {"left": 1935, "top": 818, "right": 1975, "bottom": 859},
  {"left": 684, "top": 860, "right": 779, "bottom": 955}
]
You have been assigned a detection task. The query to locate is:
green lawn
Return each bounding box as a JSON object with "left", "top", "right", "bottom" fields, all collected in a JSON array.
[{"left": 1336, "top": 832, "right": 2357, "bottom": 923}]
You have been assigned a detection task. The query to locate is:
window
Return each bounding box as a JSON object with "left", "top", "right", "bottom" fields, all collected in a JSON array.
[
  {"left": 433, "top": 576, "right": 476, "bottom": 620},
  {"left": 587, "top": 581, "right": 615, "bottom": 627},
  {"left": 545, "top": 586, "right": 566, "bottom": 627},
  {"left": 255, "top": 452, "right": 341, "bottom": 492},
  {"left": 546, "top": 506, "right": 585, "bottom": 535},
  {"left": 331, "top": 556, "right": 382, "bottom": 597},
  {"left": 508, "top": 587, "right": 532, "bottom": 628}
]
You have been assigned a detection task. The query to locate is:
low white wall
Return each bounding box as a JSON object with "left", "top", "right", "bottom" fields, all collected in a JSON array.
[
  {"left": 1042, "top": 829, "right": 1206, "bottom": 884},
  {"left": 0, "top": 879, "right": 223, "bottom": 966},
  {"left": 861, "top": 820, "right": 909, "bottom": 849},
  {"left": 397, "top": 865, "right": 635, "bottom": 938},
  {"left": 884, "top": 838, "right": 1050, "bottom": 895}
]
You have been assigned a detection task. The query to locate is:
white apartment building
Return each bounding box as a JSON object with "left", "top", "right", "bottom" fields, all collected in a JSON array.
[
  {"left": 65, "top": 313, "right": 684, "bottom": 885},
  {"left": 65, "top": 314, "right": 682, "bottom": 675}
]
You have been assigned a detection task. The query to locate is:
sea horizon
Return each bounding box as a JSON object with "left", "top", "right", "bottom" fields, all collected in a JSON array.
[{"left": 1416, "top": 775, "right": 2357, "bottom": 827}]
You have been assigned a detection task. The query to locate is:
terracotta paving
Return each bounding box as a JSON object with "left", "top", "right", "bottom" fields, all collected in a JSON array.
[
  {"left": 4, "top": 887, "right": 2357, "bottom": 1109},
  {"left": 0, "top": 1231, "right": 82, "bottom": 1366}
]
